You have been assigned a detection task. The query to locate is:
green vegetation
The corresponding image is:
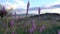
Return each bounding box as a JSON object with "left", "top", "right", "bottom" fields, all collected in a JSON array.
[{"left": 0, "top": 13, "right": 60, "bottom": 34}]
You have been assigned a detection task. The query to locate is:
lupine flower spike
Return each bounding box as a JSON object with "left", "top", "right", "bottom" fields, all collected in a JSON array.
[
  {"left": 10, "top": 19, "right": 14, "bottom": 27},
  {"left": 32, "top": 20, "right": 36, "bottom": 30},
  {"left": 29, "top": 20, "right": 36, "bottom": 34},
  {"left": 40, "top": 24, "right": 45, "bottom": 32},
  {"left": 58, "top": 30, "right": 60, "bottom": 34},
  {"left": 12, "top": 31, "right": 14, "bottom": 34},
  {"left": 10, "top": 19, "right": 15, "bottom": 34}
]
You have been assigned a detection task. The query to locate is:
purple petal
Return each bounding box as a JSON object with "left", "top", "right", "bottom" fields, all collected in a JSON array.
[
  {"left": 40, "top": 25, "right": 45, "bottom": 32},
  {"left": 40, "top": 28, "right": 43, "bottom": 32},
  {"left": 29, "top": 28, "right": 34, "bottom": 32},
  {"left": 12, "top": 31, "right": 14, "bottom": 34},
  {"left": 41, "top": 25, "right": 45, "bottom": 29},
  {"left": 58, "top": 30, "right": 60, "bottom": 34},
  {"left": 10, "top": 20, "right": 14, "bottom": 27},
  {"left": 32, "top": 23, "right": 36, "bottom": 30},
  {"left": 2, "top": 6, "right": 5, "bottom": 10}
]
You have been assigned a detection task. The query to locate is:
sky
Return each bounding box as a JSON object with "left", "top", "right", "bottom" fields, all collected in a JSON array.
[
  {"left": 0, "top": 0, "right": 60, "bottom": 14},
  {"left": 0, "top": 0, "right": 60, "bottom": 9}
]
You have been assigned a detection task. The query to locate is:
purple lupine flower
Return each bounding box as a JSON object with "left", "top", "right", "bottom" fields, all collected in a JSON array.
[
  {"left": 2, "top": 6, "right": 6, "bottom": 12},
  {"left": 32, "top": 20, "right": 36, "bottom": 30},
  {"left": 29, "top": 20, "right": 36, "bottom": 33},
  {"left": 17, "top": 16, "right": 21, "bottom": 19},
  {"left": 10, "top": 19, "right": 15, "bottom": 34},
  {"left": 38, "top": 7, "right": 41, "bottom": 15},
  {"left": 26, "top": 1, "right": 30, "bottom": 17},
  {"left": 2, "top": 6, "right": 6, "bottom": 14},
  {"left": 29, "top": 27, "right": 34, "bottom": 33},
  {"left": 17, "top": 16, "right": 20, "bottom": 21},
  {"left": 38, "top": 7, "right": 41, "bottom": 22},
  {"left": 2, "top": 6, "right": 6, "bottom": 15},
  {"left": 58, "top": 30, "right": 60, "bottom": 34},
  {"left": 32, "top": 22, "right": 36, "bottom": 30},
  {"left": 29, "top": 27, "right": 34, "bottom": 34},
  {"left": 15, "top": 12, "right": 16, "bottom": 18},
  {"left": 10, "top": 19, "right": 14, "bottom": 27},
  {"left": 40, "top": 27, "right": 43, "bottom": 32},
  {"left": 27, "top": 1, "right": 30, "bottom": 9},
  {"left": 29, "top": 25, "right": 36, "bottom": 34},
  {"left": 12, "top": 31, "right": 14, "bottom": 34},
  {"left": 40, "top": 25, "right": 45, "bottom": 32},
  {"left": 2, "top": 22, "right": 7, "bottom": 29}
]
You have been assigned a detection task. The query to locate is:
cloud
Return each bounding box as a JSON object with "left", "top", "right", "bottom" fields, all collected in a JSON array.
[
  {"left": 1, "top": 0, "right": 60, "bottom": 14},
  {"left": 40, "top": 8, "right": 60, "bottom": 14},
  {"left": 26, "top": 8, "right": 60, "bottom": 14},
  {"left": 11, "top": 4, "right": 60, "bottom": 14},
  {"left": 1, "top": 0, "right": 27, "bottom": 9},
  {"left": 12, "top": 10, "right": 27, "bottom": 14},
  {"left": 29, "top": 10, "right": 38, "bottom": 14},
  {"left": 44, "top": 0, "right": 60, "bottom": 8},
  {"left": 13, "top": 0, "right": 27, "bottom": 9}
]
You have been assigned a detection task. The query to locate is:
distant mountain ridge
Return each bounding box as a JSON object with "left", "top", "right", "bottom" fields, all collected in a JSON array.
[
  {"left": 10, "top": 13, "right": 60, "bottom": 21},
  {"left": 29, "top": 13, "right": 60, "bottom": 18},
  {"left": 12, "top": 13, "right": 60, "bottom": 17},
  {"left": 28, "top": 13, "right": 60, "bottom": 22}
]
